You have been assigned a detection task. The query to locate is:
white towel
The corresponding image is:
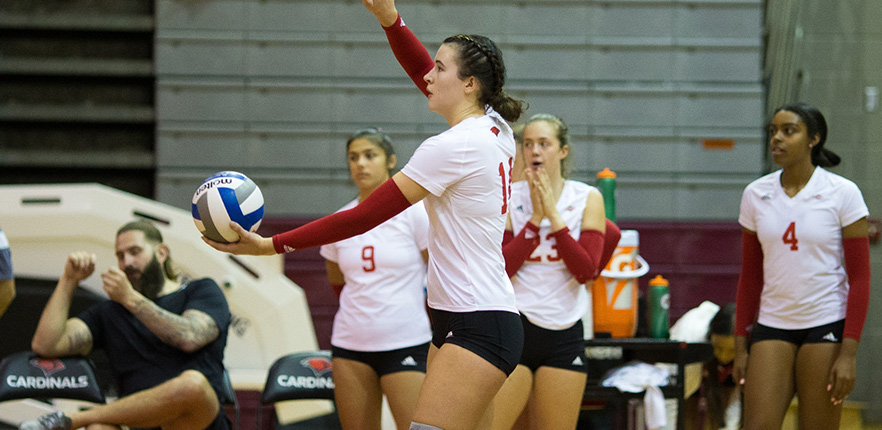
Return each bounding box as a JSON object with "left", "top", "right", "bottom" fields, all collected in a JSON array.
[{"left": 601, "top": 361, "right": 671, "bottom": 429}]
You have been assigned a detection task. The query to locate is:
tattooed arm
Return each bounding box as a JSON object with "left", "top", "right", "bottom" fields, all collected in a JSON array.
[
  {"left": 127, "top": 300, "right": 219, "bottom": 353},
  {"left": 32, "top": 252, "right": 96, "bottom": 357},
  {"left": 101, "top": 267, "right": 219, "bottom": 353}
]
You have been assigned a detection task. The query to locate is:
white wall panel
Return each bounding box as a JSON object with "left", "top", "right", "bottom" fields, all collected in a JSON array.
[
  {"left": 156, "top": 0, "right": 248, "bottom": 31},
  {"left": 505, "top": 48, "right": 592, "bottom": 81},
  {"left": 246, "top": 41, "right": 335, "bottom": 77},
  {"left": 517, "top": 91, "right": 593, "bottom": 127},
  {"left": 677, "top": 94, "right": 764, "bottom": 127},
  {"left": 592, "top": 49, "right": 675, "bottom": 81},
  {"left": 245, "top": 86, "right": 337, "bottom": 123},
  {"left": 246, "top": 1, "right": 336, "bottom": 33},
  {"left": 675, "top": 50, "right": 761, "bottom": 82},
  {"left": 155, "top": 39, "right": 248, "bottom": 76},
  {"left": 676, "top": 4, "right": 762, "bottom": 39},
  {"left": 591, "top": 5, "right": 675, "bottom": 38},
  {"left": 157, "top": 82, "right": 247, "bottom": 122},
  {"left": 593, "top": 94, "right": 677, "bottom": 127},
  {"left": 504, "top": 4, "right": 592, "bottom": 37}
]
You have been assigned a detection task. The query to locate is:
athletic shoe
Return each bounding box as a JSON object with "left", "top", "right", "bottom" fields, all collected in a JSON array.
[{"left": 18, "top": 412, "right": 72, "bottom": 430}]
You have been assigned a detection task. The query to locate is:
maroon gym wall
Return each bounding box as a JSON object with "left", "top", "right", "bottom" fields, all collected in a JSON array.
[{"left": 259, "top": 218, "right": 742, "bottom": 349}]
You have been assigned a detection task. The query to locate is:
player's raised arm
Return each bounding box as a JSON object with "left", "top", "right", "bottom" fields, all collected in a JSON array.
[{"left": 364, "top": 0, "right": 433, "bottom": 96}]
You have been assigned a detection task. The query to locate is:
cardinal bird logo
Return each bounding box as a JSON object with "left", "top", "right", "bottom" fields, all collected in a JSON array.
[
  {"left": 30, "top": 358, "right": 65, "bottom": 377},
  {"left": 302, "top": 357, "right": 332, "bottom": 377}
]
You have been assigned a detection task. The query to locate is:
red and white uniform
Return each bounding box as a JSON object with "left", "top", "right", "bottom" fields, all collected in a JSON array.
[
  {"left": 401, "top": 109, "right": 519, "bottom": 313},
  {"left": 739, "top": 166, "right": 868, "bottom": 330},
  {"left": 509, "top": 180, "right": 598, "bottom": 330},
  {"left": 320, "top": 201, "right": 431, "bottom": 351}
]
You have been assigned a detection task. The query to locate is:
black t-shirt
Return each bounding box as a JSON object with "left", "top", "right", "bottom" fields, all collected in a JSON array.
[{"left": 77, "top": 278, "right": 231, "bottom": 400}]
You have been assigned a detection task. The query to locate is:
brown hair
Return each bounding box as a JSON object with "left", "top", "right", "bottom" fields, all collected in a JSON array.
[
  {"left": 117, "top": 220, "right": 178, "bottom": 281},
  {"left": 443, "top": 34, "right": 527, "bottom": 123}
]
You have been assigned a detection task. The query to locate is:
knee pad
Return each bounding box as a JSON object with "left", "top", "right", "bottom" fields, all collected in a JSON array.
[{"left": 410, "top": 423, "right": 443, "bottom": 430}]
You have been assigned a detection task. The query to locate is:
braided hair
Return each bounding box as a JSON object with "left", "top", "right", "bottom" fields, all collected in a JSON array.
[
  {"left": 443, "top": 34, "right": 526, "bottom": 123},
  {"left": 773, "top": 103, "right": 840, "bottom": 168}
]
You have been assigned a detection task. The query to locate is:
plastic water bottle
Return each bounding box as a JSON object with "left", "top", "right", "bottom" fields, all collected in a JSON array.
[
  {"left": 647, "top": 275, "right": 670, "bottom": 338},
  {"left": 596, "top": 168, "right": 617, "bottom": 222}
]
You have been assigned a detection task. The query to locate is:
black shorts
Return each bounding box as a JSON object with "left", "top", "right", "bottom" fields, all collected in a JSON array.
[
  {"left": 331, "top": 342, "right": 430, "bottom": 377},
  {"left": 519, "top": 314, "right": 587, "bottom": 373},
  {"left": 750, "top": 319, "right": 845, "bottom": 347},
  {"left": 430, "top": 309, "right": 524, "bottom": 376}
]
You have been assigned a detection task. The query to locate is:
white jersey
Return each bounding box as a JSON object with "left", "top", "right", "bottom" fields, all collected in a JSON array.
[
  {"left": 320, "top": 200, "right": 431, "bottom": 351},
  {"left": 400, "top": 108, "right": 518, "bottom": 313},
  {"left": 509, "top": 180, "right": 597, "bottom": 330},
  {"left": 739, "top": 167, "right": 868, "bottom": 330}
]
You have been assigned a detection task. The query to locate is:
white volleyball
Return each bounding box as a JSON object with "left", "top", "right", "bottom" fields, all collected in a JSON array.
[{"left": 192, "top": 171, "right": 265, "bottom": 244}]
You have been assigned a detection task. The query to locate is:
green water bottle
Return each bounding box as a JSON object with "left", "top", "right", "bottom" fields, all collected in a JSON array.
[
  {"left": 648, "top": 275, "right": 670, "bottom": 338},
  {"left": 597, "top": 168, "right": 617, "bottom": 222}
]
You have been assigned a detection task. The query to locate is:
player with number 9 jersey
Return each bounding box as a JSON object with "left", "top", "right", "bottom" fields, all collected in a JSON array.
[
  {"left": 321, "top": 197, "right": 430, "bottom": 351},
  {"left": 318, "top": 128, "right": 431, "bottom": 430}
]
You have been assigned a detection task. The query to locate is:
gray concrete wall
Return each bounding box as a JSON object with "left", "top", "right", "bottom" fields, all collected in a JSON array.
[
  {"left": 153, "top": 0, "right": 764, "bottom": 220},
  {"left": 784, "top": 0, "right": 882, "bottom": 422}
]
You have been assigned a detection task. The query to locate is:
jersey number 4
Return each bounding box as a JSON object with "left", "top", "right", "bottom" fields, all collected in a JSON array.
[{"left": 782, "top": 221, "right": 798, "bottom": 251}]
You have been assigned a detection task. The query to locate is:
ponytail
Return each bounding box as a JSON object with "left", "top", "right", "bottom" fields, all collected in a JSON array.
[{"left": 774, "top": 102, "right": 841, "bottom": 167}]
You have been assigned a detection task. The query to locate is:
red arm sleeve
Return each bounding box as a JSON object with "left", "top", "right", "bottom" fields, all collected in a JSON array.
[
  {"left": 502, "top": 229, "right": 514, "bottom": 246},
  {"left": 382, "top": 15, "right": 433, "bottom": 97},
  {"left": 272, "top": 179, "right": 412, "bottom": 253},
  {"left": 551, "top": 228, "right": 604, "bottom": 284},
  {"left": 596, "top": 219, "right": 622, "bottom": 278},
  {"left": 843, "top": 236, "right": 870, "bottom": 340},
  {"left": 502, "top": 223, "right": 541, "bottom": 278},
  {"left": 735, "top": 231, "right": 763, "bottom": 337}
]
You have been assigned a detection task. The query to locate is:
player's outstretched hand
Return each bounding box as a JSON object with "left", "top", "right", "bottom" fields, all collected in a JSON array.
[
  {"left": 362, "top": 0, "right": 398, "bottom": 27},
  {"left": 202, "top": 222, "right": 276, "bottom": 256}
]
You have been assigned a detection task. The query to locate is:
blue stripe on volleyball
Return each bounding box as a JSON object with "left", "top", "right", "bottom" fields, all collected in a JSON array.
[
  {"left": 242, "top": 205, "right": 264, "bottom": 227},
  {"left": 218, "top": 187, "right": 256, "bottom": 230},
  {"left": 208, "top": 171, "right": 246, "bottom": 182},
  {"left": 191, "top": 203, "right": 201, "bottom": 221}
]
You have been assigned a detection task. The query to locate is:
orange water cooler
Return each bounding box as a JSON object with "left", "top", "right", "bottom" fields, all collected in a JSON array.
[{"left": 590, "top": 229, "right": 649, "bottom": 338}]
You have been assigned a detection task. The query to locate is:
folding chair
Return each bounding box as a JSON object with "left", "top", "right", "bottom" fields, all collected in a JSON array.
[
  {"left": 0, "top": 351, "right": 105, "bottom": 422},
  {"left": 257, "top": 350, "right": 334, "bottom": 429},
  {"left": 218, "top": 368, "right": 239, "bottom": 430}
]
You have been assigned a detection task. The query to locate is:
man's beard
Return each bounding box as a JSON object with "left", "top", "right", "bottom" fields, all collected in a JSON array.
[{"left": 127, "top": 255, "right": 165, "bottom": 301}]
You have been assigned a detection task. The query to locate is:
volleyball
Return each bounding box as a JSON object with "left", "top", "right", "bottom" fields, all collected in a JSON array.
[{"left": 192, "top": 171, "right": 265, "bottom": 244}]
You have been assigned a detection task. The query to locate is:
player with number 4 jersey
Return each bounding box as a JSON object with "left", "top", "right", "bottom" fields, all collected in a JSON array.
[
  {"left": 734, "top": 103, "right": 870, "bottom": 430},
  {"left": 739, "top": 167, "right": 867, "bottom": 330}
]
